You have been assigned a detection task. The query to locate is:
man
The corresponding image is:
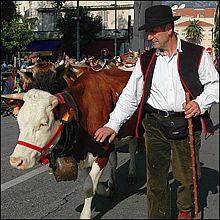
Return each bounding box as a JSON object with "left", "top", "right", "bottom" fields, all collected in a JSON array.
[
  {"left": 94, "top": 5, "right": 219, "bottom": 219},
  {"left": 100, "top": 48, "right": 113, "bottom": 62},
  {"left": 29, "top": 53, "right": 40, "bottom": 66}
]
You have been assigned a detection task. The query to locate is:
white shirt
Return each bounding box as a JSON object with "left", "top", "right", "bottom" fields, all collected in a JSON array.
[{"left": 105, "top": 38, "right": 219, "bottom": 134}]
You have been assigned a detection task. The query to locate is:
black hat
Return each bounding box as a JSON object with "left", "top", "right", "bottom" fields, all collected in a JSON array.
[{"left": 138, "top": 5, "right": 181, "bottom": 31}]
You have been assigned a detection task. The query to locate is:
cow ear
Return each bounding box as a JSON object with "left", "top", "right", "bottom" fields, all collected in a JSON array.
[
  {"left": 18, "top": 70, "right": 34, "bottom": 84},
  {"left": 52, "top": 105, "right": 75, "bottom": 122},
  {"left": 61, "top": 107, "right": 75, "bottom": 122},
  {"left": 4, "top": 99, "right": 24, "bottom": 116}
]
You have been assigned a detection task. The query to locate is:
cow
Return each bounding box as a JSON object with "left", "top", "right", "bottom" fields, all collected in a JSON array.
[
  {"left": 17, "top": 59, "right": 140, "bottom": 177},
  {"left": 2, "top": 66, "right": 139, "bottom": 219}
]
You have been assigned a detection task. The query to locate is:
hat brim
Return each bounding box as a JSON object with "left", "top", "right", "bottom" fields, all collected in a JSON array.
[{"left": 138, "top": 16, "right": 181, "bottom": 31}]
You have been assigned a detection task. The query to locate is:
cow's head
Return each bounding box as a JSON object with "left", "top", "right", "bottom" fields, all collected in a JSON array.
[{"left": 2, "top": 89, "right": 75, "bottom": 170}]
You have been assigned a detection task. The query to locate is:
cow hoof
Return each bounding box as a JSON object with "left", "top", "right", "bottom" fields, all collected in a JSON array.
[{"left": 126, "top": 175, "right": 137, "bottom": 185}]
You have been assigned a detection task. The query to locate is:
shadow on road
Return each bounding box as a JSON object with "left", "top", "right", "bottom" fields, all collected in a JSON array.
[
  {"left": 169, "top": 162, "right": 219, "bottom": 219},
  {"left": 75, "top": 151, "right": 219, "bottom": 219},
  {"left": 205, "top": 123, "right": 219, "bottom": 140},
  {"left": 75, "top": 150, "right": 147, "bottom": 218}
]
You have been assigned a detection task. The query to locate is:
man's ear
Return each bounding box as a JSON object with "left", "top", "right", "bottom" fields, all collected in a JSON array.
[{"left": 165, "top": 23, "right": 173, "bottom": 35}]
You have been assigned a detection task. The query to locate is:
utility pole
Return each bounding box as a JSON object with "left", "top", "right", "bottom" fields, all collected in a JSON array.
[
  {"left": 76, "top": 0, "right": 80, "bottom": 61},
  {"left": 114, "top": 0, "right": 117, "bottom": 57}
]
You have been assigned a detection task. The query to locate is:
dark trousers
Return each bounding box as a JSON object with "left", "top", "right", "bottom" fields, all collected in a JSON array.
[{"left": 142, "top": 113, "right": 201, "bottom": 219}]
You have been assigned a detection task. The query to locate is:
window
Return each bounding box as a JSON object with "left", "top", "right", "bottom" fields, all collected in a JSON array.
[{"left": 97, "top": 10, "right": 108, "bottom": 29}]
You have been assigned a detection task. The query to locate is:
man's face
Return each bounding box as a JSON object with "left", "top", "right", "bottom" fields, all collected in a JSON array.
[
  {"left": 146, "top": 25, "right": 171, "bottom": 50},
  {"left": 31, "top": 57, "right": 39, "bottom": 63}
]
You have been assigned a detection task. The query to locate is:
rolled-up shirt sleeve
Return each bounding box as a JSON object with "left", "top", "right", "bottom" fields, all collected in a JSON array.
[
  {"left": 105, "top": 59, "right": 144, "bottom": 133},
  {"left": 194, "top": 50, "right": 219, "bottom": 114}
]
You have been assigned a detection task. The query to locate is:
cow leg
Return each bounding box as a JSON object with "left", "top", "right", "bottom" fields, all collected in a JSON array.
[
  {"left": 80, "top": 160, "right": 105, "bottom": 219},
  {"left": 114, "top": 136, "right": 138, "bottom": 184},
  {"left": 106, "top": 149, "right": 118, "bottom": 195},
  {"left": 127, "top": 137, "right": 137, "bottom": 184}
]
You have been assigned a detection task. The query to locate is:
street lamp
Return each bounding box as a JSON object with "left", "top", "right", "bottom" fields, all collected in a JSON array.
[
  {"left": 76, "top": 0, "right": 80, "bottom": 61},
  {"left": 114, "top": 1, "right": 117, "bottom": 57},
  {"left": 138, "top": 2, "right": 142, "bottom": 53}
]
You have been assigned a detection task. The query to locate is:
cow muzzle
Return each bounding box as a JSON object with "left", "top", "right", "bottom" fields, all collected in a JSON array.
[
  {"left": 9, "top": 156, "right": 34, "bottom": 170},
  {"left": 10, "top": 156, "right": 25, "bottom": 169}
]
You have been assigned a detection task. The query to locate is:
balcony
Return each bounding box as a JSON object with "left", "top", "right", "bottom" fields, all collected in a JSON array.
[{"left": 34, "top": 31, "right": 63, "bottom": 40}]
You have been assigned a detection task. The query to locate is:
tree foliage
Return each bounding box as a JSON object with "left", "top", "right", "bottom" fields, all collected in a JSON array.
[
  {"left": 185, "top": 19, "right": 204, "bottom": 45},
  {"left": 212, "top": 1, "right": 219, "bottom": 58},
  {"left": 1, "top": 1, "right": 16, "bottom": 23},
  {"left": 51, "top": 1, "right": 66, "bottom": 9},
  {"left": 1, "top": 14, "right": 38, "bottom": 55},
  {"left": 57, "top": 6, "right": 102, "bottom": 58}
]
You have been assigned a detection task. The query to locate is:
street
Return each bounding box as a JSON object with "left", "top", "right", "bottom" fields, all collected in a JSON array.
[{"left": 1, "top": 104, "right": 219, "bottom": 219}]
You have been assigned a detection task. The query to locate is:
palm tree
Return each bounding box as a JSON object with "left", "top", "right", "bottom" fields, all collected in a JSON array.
[
  {"left": 185, "top": 19, "right": 204, "bottom": 45},
  {"left": 213, "top": 1, "right": 219, "bottom": 60}
]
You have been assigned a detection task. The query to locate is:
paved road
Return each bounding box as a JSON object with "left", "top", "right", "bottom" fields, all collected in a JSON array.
[{"left": 1, "top": 104, "right": 219, "bottom": 219}]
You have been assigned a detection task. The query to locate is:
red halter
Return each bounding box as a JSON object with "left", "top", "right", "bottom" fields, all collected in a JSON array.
[{"left": 17, "top": 123, "right": 63, "bottom": 164}]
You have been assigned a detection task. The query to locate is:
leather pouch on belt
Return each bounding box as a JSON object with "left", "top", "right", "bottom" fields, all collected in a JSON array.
[
  {"left": 158, "top": 117, "right": 189, "bottom": 140},
  {"left": 53, "top": 156, "right": 78, "bottom": 182}
]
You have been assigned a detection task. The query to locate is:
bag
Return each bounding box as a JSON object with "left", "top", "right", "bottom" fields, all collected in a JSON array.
[
  {"left": 53, "top": 156, "right": 78, "bottom": 182},
  {"left": 158, "top": 117, "right": 189, "bottom": 140}
]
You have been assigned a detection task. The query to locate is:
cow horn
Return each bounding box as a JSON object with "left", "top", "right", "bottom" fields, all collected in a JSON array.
[
  {"left": 70, "top": 66, "right": 80, "bottom": 73},
  {"left": 1, "top": 93, "right": 24, "bottom": 100},
  {"left": 18, "top": 69, "right": 27, "bottom": 73},
  {"left": 55, "top": 60, "right": 64, "bottom": 68},
  {"left": 49, "top": 96, "right": 59, "bottom": 109}
]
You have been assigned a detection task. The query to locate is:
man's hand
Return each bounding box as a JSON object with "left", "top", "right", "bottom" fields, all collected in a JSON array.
[
  {"left": 94, "top": 127, "right": 116, "bottom": 143},
  {"left": 183, "top": 100, "right": 201, "bottom": 119}
]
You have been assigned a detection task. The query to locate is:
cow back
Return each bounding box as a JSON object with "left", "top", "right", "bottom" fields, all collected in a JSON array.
[{"left": 66, "top": 67, "right": 135, "bottom": 138}]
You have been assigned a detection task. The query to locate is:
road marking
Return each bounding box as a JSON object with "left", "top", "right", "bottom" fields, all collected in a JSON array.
[{"left": 1, "top": 165, "right": 48, "bottom": 192}]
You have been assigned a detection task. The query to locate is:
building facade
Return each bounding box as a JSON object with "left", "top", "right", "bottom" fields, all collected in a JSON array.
[
  {"left": 173, "top": 8, "right": 216, "bottom": 54},
  {"left": 14, "top": 1, "right": 217, "bottom": 57}
]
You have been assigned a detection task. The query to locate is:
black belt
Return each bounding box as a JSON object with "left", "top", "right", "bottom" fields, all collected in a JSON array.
[{"left": 144, "top": 103, "right": 185, "bottom": 117}]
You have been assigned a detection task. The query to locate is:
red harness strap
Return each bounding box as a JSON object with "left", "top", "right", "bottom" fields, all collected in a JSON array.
[
  {"left": 17, "top": 124, "right": 63, "bottom": 164},
  {"left": 56, "top": 93, "right": 66, "bottom": 104}
]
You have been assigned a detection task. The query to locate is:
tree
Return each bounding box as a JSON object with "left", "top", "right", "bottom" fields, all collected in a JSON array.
[
  {"left": 185, "top": 19, "right": 204, "bottom": 45},
  {"left": 1, "top": 14, "right": 38, "bottom": 59},
  {"left": 1, "top": 1, "right": 16, "bottom": 23},
  {"left": 212, "top": 1, "right": 219, "bottom": 59},
  {"left": 1, "top": 0, "right": 17, "bottom": 62},
  {"left": 57, "top": 6, "right": 102, "bottom": 58},
  {"left": 51, "top": 0, "right": 66, "bottom": 9}
]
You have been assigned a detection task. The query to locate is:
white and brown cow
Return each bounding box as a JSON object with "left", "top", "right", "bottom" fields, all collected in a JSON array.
[{"left": 2, "top": 67, "right": 139, "bottom": 219}]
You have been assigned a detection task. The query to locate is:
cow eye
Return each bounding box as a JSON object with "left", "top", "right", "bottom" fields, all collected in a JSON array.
[{"left": 40, "top": 123, "right": 48, "bottom": 127}]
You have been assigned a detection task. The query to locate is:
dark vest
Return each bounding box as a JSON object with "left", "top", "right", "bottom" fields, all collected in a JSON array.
[{"left": 135, "top": 40, "right": 215, "bottom": 138}]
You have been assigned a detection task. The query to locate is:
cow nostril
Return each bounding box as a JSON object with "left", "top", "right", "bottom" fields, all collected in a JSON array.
[
  {"left": 10, "top": 157, "right": 23, "bottom": 167},
  {"left": 17, "top": 160, "right": 23, "bottom": 167}
]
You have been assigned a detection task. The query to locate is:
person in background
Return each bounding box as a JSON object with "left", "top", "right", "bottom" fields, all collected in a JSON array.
[
  {"left": 29, "top": 53, "right": 40, "bottom": 66},
  {"left": 94, "top": 5, "right": 219, "bottom": 219},
  {"left": 1, "top": 61, "right": 7, "bottom": 71},
  {"left": 100, "top": 48, "right": 113, "bottom": 62},
  {"left": 20, "top": 55, "right": 31, "bottom": 69}
]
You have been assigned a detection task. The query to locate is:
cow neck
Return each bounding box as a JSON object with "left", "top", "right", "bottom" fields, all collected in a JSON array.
[
  {"left": 54, "top": 91, "right": 80, "bottom": 159},
  {"left": 17, "top": 123, "right": 63, "bottom": 164},
  {"left": 56, "top": 91, "right": 79, "bottom": 122}
]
